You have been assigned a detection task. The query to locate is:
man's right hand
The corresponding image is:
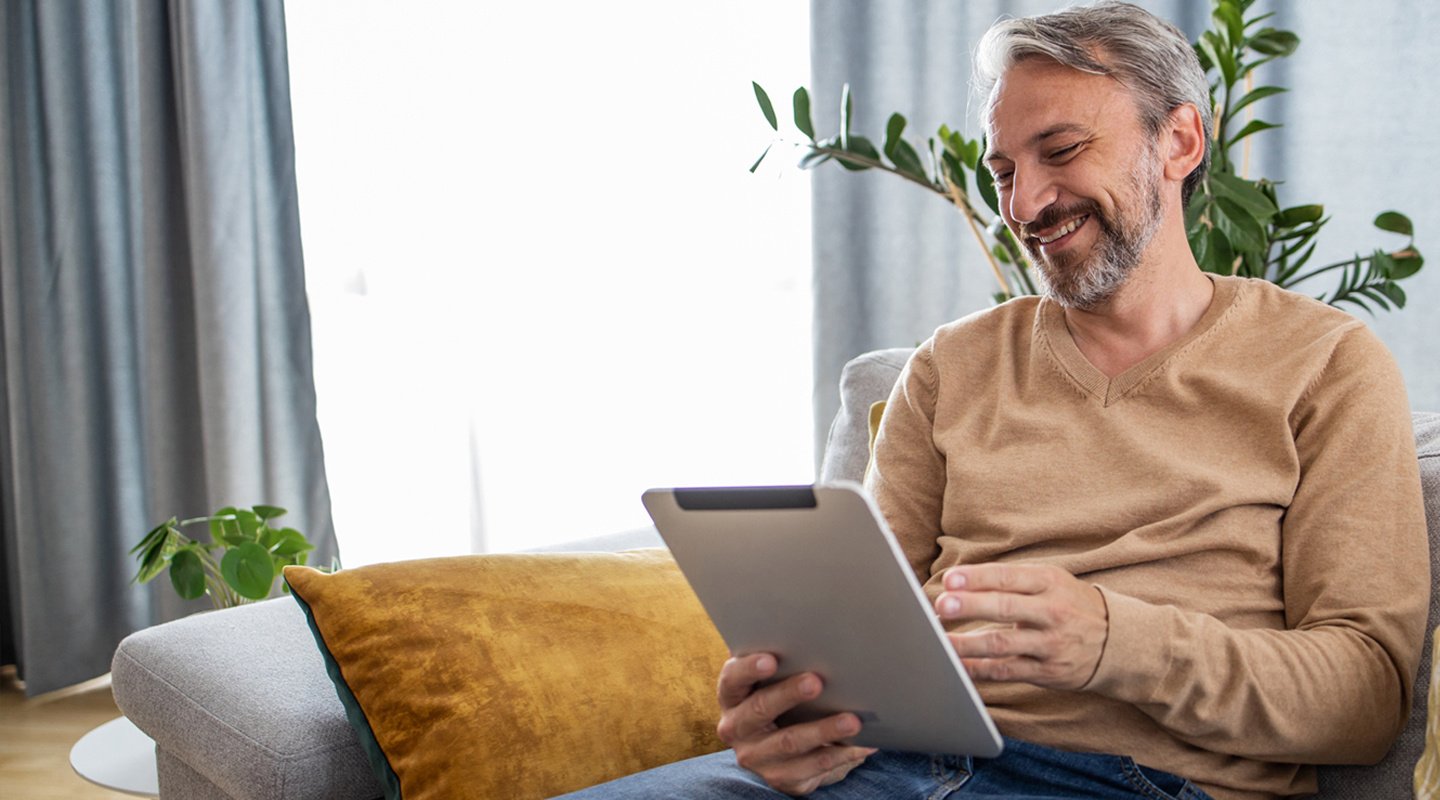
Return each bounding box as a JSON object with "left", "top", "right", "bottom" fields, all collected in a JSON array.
[{"left": 714, "top": 653, "right": 878, "bottom": 796}]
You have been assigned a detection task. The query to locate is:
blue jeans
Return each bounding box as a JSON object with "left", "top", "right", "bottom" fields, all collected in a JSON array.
[{"left": 555, "top": 737, "right": 1214, "bottom": 799}]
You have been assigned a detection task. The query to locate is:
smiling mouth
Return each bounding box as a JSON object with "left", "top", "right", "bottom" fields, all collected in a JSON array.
[{"left": 1033, "top": 214, "right": 1090, "bottom": 245}]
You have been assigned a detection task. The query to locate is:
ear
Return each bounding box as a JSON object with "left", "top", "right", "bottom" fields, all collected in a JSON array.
[{"left": 1161, "top": 102, "right": 1206, "bottom": 184}]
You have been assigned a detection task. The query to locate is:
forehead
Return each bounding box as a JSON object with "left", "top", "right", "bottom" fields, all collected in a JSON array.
[{"left": 984, "top": 59, "right": 1139, "bottom": 160}]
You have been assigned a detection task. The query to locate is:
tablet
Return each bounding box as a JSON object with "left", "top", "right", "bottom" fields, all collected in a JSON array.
[{"left": 641, "top": 482, "right": 1003, "bottom": 758}]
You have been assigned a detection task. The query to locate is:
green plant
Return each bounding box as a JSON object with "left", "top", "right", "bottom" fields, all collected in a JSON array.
[
  {"left": 131, "top": 504, "right": 318, "bottom": 609},
  {"left": 750, "top": 0, "right": 1423, "bottom": 312}
]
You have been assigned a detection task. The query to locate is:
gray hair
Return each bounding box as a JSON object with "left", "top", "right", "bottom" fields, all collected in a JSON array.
[{"left": 974, "top": 1, "right": 1212, "bottom": 205}]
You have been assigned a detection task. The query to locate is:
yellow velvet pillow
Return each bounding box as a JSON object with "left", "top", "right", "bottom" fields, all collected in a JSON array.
[
  {"left": 284, "top": 549, "right": 730, "bottom": 800},
  {"left": 864, "top": 400, "right": 888, "bottom": 483}
]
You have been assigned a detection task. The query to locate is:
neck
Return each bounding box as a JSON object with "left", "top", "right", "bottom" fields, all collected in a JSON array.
[{"left": 1060, "top": 222, "right": 1214, "bottom": 378}]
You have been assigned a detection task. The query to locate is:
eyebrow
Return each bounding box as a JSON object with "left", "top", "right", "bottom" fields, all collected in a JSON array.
[{"left": 984, "top": 123, "right": 1091, "bottom": 165}]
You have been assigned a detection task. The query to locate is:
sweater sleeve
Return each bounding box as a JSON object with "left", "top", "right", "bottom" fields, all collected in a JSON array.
[
  {"left": 865, "top": 339, "right": 947, "bottom": 588},
  {"left": 1082, "top": 326, "right": 1429, "bottom": 764}
]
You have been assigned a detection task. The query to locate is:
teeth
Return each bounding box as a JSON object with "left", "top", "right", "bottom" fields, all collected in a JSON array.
[{"left": 1037, "top": 215, "right": 1085, "bottom": 244}]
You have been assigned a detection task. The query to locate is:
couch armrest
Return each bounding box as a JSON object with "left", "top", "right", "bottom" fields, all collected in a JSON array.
[{"left": 112, "top": 597, "right": 381, "bottom": 800}]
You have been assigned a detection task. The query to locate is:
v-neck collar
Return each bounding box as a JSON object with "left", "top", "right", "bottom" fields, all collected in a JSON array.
[{"left": 1037, "top": 274, "right": 1240, "bottom": 407}]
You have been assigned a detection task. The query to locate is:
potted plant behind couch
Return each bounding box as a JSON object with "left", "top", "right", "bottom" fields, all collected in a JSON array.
[
  {"left": 132, "top": 504, "right": 322, "bottom": 608},
  {"left": 750, "top": 0, "right": 1424, "bottom": 309}
]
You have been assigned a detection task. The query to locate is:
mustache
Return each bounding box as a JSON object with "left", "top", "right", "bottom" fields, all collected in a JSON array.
[{"left": 1021, "top": 201, "right": 1103, "bottom": 239}]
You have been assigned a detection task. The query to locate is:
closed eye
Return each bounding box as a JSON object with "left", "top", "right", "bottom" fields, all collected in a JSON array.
[{"left": 1049, "top": 143, "right": 1082, "bottom": 160}]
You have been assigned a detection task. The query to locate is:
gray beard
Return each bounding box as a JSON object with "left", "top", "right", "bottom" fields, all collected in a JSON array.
[{"left": 1030, "top": 159, "right": 1164, "bottom": 311}]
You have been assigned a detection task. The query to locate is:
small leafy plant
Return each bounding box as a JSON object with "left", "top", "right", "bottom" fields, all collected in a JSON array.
[
  {"left": 131, "top": 505, "right": 317, "bottom": 609},
  {"left": 750, "top": 0, "right": 1423, "bottom": 312}
]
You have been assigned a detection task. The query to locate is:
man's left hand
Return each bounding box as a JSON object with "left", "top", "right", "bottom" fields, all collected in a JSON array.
[{"left": 935, "top": 563, "right": 1109, "bottom": 691}]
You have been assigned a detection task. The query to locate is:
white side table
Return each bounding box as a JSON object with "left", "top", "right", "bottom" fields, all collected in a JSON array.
[{"left": 70, "top": 716, "right": 160, "bottom": 798}]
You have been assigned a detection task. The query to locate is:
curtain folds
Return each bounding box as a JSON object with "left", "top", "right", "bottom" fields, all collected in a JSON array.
[
  {"left": 0, "top": 0, "right": 336, "bottom": 695},
  {"left": 809, "top": 0, "right": 1439, "bottom": 455}
]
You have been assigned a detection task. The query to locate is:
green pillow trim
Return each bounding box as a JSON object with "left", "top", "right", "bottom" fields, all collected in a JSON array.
[{"left": 288, "top": 583, "right": 404, "bottom": 800}]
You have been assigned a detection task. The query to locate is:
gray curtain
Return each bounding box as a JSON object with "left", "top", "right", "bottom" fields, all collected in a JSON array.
[
  {"left": 811, "top": 0, "right": 1440, "bottom": 457},
  {"left": 0, "top": 0, "right": 336, "bottom": 696}
]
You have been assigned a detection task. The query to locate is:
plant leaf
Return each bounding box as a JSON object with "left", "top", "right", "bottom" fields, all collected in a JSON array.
[
  {"left": 210, "top": 506, "right": 237, "bottom": 544},
  {"left": 1274, "top": 204, "right": 1324, "bottom": 227},
  {"left": 839, "top": 83, "right": 852, "bottom": 150},
  {"left": 1374, "top": 211, "right": 1414, "bottom": 237},
  {"left": 130, "top": 519, "right": 172, "bottom": 556},
  {"left": 975, "top": 162, "right": 1000, "bottom": 216},
  {"left": 271, "top": 528, "right": 315, "bottom": 558},
  {"left": 253, "top": 505, "right": 287, "bottom": 521},
  {"left": 884, "top": 113, "right": 906, "bottom": 156},
  {"left": 1371, "top": 249, "right": 1398, "bottom": 279},
  {"left": 134, "top": 530, "right": 174, "bottom": 584},
  {"left": 891, "top": 140, "right": 927, "bottom": 181},
  {"left": 1228, "top": 85, "right": 1286, "bottom": 118},
  {"left": 1381, "top": 282, "right": 1408, "bottom": 308},
  {"left": 1225, "top": 119, "right": 1281, "bottom": 149},
  {"left": 233, "top": 509, "right": 262, "bottom": 541},
  {"left": 797, "top": 147, "right": 831, "bottom": 170},
  {"left": 1277, "top": 242, "right": 1318, "bottom": 286},
  {"left": 1199, "top": 31, "right": 1236, "bottom": 86},
  {"left": 1390, "top": 248, "right": 1424, "bottom": 280},
  {"left": 883, "top": 114, "right": 926, "bottom": 178},
  {"left": 1209, "top": 171, "right": 1278, "bottom": 220},
  {"left": 835, "top": 135, "right": 880, "bottom": 171},
  {"left": 1213, "top": 197, "right": 1267, "bottom": 252},
  {"left": 1249, "top": 28, "right": 1300, "bottom": 57},
  {"left": 749, "top": 143, "right": 773, "bottom": 174},
  {"left": 1243, "top": 10, "right": 1277, "bottom": 30},
  {"left": 222, "top": 542, "right": 276, "bottom": 600},
  {"left": 753, "top": 82, "right": 777, "bottom": 131},
  {"left": 941, "top": 151, "right": 966, "bottom": 191},
  {"left": 1207, "top": 227, "right": 1237, "bottom": 274},
  {"left": 792, "top": 87, "right": 815, "bottom": 141},
  {"left": 1213, "top": 2, "right": 1244, "bottom": 47},
  {"left": 169, "top": 549, "right": 207, "bottom": 600},
  {"left": 961, "top": 138, "right": 981, "bottom": 170}
]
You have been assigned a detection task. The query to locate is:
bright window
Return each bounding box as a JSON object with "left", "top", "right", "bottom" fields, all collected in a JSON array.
[{"left": 286, "top": 1, "right": 813, "bottom": 563}]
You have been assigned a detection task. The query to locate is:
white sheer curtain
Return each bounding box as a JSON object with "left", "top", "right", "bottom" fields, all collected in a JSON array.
[{"left": 285, "top": 1, "right": 813, "bottom": 564}]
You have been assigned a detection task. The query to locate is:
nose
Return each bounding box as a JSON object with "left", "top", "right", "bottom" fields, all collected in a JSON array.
[{"left": 1005, "top": 165, "right": 1058, "bottom": 227}]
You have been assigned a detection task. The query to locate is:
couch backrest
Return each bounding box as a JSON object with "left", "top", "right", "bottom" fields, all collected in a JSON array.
[{"left": 820, "top": 347, "right": 1440, "bottom": 799}]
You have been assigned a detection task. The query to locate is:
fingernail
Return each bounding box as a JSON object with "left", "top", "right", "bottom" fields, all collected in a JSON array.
[
  {"left": 839, "top": 715, "right": 860, "bottom": 735},
  {"left": 756, "top": 654, "right": 776, "bottom": 673},
  {"left": 939, "top": 596, "right": 960, "bottom": 616},
  {"left": 801, "top": 675, "right": 821, "bottom": 696},
  {"left": 946, "top": 572, "right": 966, "bottom": 589}
]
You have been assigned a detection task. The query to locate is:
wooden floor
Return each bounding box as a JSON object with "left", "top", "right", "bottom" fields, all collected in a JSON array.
[{"left": 0, "top": 666, "right": 139, "bottom": 799}]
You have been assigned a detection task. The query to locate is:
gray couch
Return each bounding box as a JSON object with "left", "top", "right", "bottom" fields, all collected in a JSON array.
[{"left": 112, "top": 348, "right": 1440, "bottom": 799}]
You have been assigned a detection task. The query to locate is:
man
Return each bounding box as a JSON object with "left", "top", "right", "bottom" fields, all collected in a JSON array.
[{"left": 561, "top": 2, "right": 1427, "bottom": 798}]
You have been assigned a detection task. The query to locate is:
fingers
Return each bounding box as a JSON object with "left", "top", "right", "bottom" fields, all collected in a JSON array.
[
  {"left": 718, "top": 669, "right": 824, "bottom": 744},
  {"left": 752, "top": 743, "right": 875, "bottom": 796},
  {"left": 934, "top": 564, "right": 1089, "bottom": 626},
  {"left": 943, "top": 562, "right": 1057, "bottom": 594},
  {"left": 717, "top": 653, "right": 778, "bottom": 710},
  {"left": 714, "top": 657, "right": 880, "bottom": 794},
  {"left": 934, "top": 564, "right": 1109, "bottom": 690}
]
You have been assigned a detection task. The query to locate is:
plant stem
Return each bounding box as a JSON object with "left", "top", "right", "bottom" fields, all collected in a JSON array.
[
  {"left": 805, "top": 145, "right": 947, "bottom": 198},
  {"left": 1241, "top": 72, "right": 1253, "bottom": 179},
  {"left": 1281, "top": 255, "right": 1366, "bottom": 289},
  {"left": 946, "top": 178, "right": 1012, "bottom": 297}
]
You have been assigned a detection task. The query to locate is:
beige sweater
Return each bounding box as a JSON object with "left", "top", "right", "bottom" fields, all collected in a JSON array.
[{"left": 866, "top": 275, "right": 1428, "bottom": 799}]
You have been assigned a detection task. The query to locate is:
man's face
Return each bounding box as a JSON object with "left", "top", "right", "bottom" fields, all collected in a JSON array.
[{"left": 984, "top": 59, "right": 1165, "bottom": 310}]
